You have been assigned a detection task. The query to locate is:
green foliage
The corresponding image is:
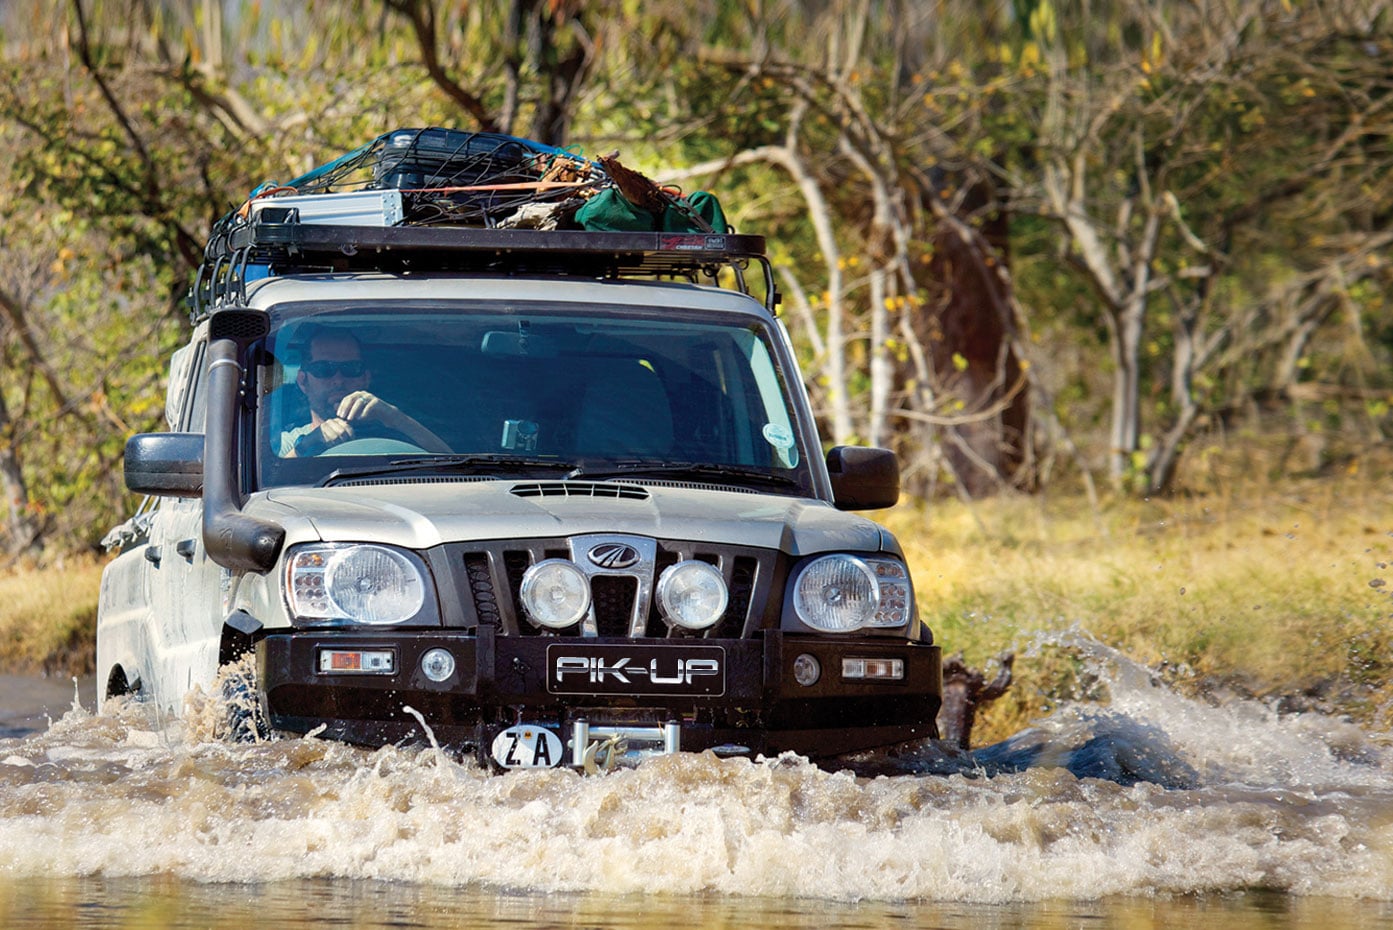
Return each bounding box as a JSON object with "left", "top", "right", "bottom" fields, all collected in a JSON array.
[{"left": 0, "top": 0, "right": 1390, "bottom": 551}]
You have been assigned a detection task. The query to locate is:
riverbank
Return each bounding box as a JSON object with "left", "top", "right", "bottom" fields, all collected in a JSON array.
[
  {"left": 3, "top": 469, "right": 1390, "bottom": 746},
  {"left": 0, "top": 555, "right": 101, "bottom": 678},
  {"left": 889, "top": 469, "right": 1393, "bottom": 743}
]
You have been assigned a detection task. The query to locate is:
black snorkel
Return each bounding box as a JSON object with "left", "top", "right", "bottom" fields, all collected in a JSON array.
[{"left": 202, "top": 327, "right": 285, "bottom": 574}]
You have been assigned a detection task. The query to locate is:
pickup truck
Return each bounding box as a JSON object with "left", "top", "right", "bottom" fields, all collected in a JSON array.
[{"left": 97, "top": 129, "right": 942, "bottom": 770}]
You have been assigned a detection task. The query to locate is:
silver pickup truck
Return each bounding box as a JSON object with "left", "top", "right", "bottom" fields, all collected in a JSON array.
[{"left": 97, "top": 188, "right": 941, "bottom": 771}]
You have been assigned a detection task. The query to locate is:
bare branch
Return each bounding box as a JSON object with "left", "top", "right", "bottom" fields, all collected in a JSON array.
[
  {"left": 382, "top": 0, "right": 501, "bottom": 132},
  {"left": 0, "top": 285, "right": 98, "bottom": 429}
]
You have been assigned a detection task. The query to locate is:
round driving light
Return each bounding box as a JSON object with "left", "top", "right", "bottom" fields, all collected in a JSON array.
[
  {"left": 792, "top": 653, "right": 821, "bottom": 686},
  {"left": 323, "top": 546, "right": 425, "bottom": 623},
  {"left": 420, "top": 648, "right": 456, "bottom": 682},
  {"left": 520, "top": 559, "right": 590, "bottom": 629},
  {"left": 793, "top": 555, "right": 879, "bottom": 632},
  {"left": 656, "top": 560, "right": 729, "bottom": 630}
]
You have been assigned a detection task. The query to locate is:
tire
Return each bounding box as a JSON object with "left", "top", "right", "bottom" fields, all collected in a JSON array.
[{"left": 219, "top": 663, "right": 271, "bottom": 743}]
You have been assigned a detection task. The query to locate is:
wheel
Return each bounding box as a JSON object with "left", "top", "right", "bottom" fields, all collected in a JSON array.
[
  {"left": 219, "top": 662, "right": 271, "bottom": 743},
  {"left": 104, "top": 665, "right": 138, "bottom": 701}
]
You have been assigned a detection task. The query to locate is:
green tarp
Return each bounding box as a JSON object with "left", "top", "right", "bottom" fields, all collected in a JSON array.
[{"left": 575, "top": 189, "right": 728, "bottom": 234}]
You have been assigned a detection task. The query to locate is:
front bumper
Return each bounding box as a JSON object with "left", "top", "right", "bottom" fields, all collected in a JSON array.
[{"left": 256, "top": 627, "right": 941, "bottom": 760}]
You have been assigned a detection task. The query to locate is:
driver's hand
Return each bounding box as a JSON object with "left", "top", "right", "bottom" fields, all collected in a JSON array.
[
  {"left": 292, "top": 418, "right": 354, "bottom": 456},
  {"left": 337, "top": 390, "right": 402, "bottom": 427},
  {"left": 319, "top": 417, "right": 356, "bottom": 445}
]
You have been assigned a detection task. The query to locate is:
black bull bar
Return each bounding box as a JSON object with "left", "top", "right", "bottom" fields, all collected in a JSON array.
[{"left": 256, "top": 626, "right": 942, "bottom": 759}]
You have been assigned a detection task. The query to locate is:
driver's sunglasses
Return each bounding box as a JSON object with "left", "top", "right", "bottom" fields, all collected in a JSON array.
[{"left": 302, "top": 359, "right": 367, "bottom": 379}]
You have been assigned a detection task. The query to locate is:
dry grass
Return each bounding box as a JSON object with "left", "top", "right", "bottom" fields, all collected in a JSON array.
[
  {"left": 0, "top": 555, "right": 104, "bottom": 676},
  {"left": 888, "top": 466, "right": 1393, "bottom": 743}
]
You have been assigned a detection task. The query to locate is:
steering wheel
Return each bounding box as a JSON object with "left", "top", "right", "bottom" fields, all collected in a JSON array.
[
  {"left": 296, "top": 418, "right": 431, "bottom": 457},
  {"left": 319, "top": 436, "right": 427, "bottom": 456}
]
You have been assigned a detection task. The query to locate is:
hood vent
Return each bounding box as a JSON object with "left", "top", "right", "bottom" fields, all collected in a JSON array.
[{"left": 511, "top": 481, "right": 649, "bottom": 500}]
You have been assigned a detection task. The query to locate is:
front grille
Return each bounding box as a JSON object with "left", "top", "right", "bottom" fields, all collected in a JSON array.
[
  {"left": 724, "top": 557, "right": 758, "bottom": 633},
  {"left": 463, "top": 553, "right": 500, "bottom": 626},
  {"left": 450, "top": 535, "right": 780, "bottom": 639},
  {"left": 591, "top": 575, "right": 637, "bottom": 636}
]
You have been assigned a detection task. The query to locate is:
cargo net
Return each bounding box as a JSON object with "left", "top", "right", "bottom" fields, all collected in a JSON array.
[
  {"left": 235, "top": 127, "right": 721, "bottom": 233},
  {"left": 285, "top": 128, "right": 601, "bottom": 227}
]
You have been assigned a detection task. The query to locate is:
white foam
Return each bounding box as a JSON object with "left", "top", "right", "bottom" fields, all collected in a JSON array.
[{"left": 1, "top": 636, "right": 1391, "bottom": 902}]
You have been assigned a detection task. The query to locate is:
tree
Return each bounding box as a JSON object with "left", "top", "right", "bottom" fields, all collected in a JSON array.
[
  {"left": 1, "top": 0, "right": 1390, "bottom": 557},
  {"left": 1001, "top": 0, "right": 1393, "bottom": 491},
  {"left": 382, "top": 0, "right": 598, "bottom": 146},
  {"left": 667, "top": 1, "right": 1032, "bottom": 496}
]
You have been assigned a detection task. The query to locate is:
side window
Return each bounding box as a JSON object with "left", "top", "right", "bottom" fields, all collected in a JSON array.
[
  {"left": 164, "top": 343, "right": 197, "bottom": 429},
  {"left": 176, "top": 341, "right": 209, "bottom": 433},
  {"left": 743, "top": 336, "right": 799, "bottom": 469}
]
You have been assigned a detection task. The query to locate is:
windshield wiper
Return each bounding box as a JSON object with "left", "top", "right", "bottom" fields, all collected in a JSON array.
[
  {"left": 320, "top": 454, "right": 577, "bottom": 487},
  {"left": 565, "top": 460, "right": 802, "bottom": 489}
]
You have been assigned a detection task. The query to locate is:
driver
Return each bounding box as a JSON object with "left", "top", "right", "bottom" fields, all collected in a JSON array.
[{"left": 279, "top": 328, "right": 450, "bottom": 457}]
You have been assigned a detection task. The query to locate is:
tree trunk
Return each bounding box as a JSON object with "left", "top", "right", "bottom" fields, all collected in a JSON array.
[
  {"left": 868, "top": 266, "right": 893, "bottom": 447},
  {"left": 0, "top": 391, "right": 40, "bottom": 556},
  {"left": 1109, "top": 301, "right": 1145, "bottom": 483},
  {"left": 509, "top": 0, "right": 593, "bottom": 147},
  {"left": 910, "top": 185, "right": 1029, "bottom": 496}
]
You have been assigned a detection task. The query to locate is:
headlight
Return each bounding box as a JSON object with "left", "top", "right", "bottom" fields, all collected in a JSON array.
[
  {"left": 793, "top": 554, "right": 877, "bottom": 631},
  {"left": 656, "top": 560, "right": 728, "bottom": 630},
  {"left": 791, "top": 554, "right": 913, "bottom": 633},
  {"left": 287, "top": 544, "right": 427, "bottom": 624},
  {"left": 520, "top": 559, "right": 591, "bottom": 629}
]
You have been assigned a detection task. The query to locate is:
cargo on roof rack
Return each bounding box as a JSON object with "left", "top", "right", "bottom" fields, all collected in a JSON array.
[{"left": 190, "top": 215, "right": 774, "bottom": 321}]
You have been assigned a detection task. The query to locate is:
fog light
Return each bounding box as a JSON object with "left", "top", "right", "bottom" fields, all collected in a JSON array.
[
  {"left": 520, "top": 559, "right": 591, "bottom": 629},
  {"left": 420, "top": 647, "right": 456, "bottom": 682},
  {"left": 792, "top": 653, "right": 821, "bottom": 686},
  {"left": 842, "top": 657, "right": 904, "bottom": 680},
  {"left": 656, "top": 560, "right": 728, "bottom": 630}
]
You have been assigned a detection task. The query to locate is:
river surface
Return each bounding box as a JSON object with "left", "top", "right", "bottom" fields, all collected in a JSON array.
[{"left": 2, "top": 635, "right": 1393, "bottom": 928}]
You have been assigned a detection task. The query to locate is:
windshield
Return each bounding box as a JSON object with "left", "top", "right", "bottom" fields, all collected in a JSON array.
[{"left": 253, "top": 300, "right": 815, "bottom": 496}]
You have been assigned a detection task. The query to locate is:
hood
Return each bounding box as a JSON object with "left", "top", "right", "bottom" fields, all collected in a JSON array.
[{"left": 254, "top": 479, "right": 884, "bottom": 555}]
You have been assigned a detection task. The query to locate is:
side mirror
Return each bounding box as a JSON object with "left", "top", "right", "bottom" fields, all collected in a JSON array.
[
  {"left": 826, "top": 446, "right": 900, "bottom": 510},
  {"left": 125, "top": 433, "right": 205, "bottom": 498}
]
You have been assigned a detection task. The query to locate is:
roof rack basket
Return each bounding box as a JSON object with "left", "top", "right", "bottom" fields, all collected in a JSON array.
[{"left": 188, "top": 214, "right": 776, "bottom": 321}]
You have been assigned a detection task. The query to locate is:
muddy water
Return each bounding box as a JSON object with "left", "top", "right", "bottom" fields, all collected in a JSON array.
[{"left": 2, "top": 638, "right": 1393, "bottom": 928}]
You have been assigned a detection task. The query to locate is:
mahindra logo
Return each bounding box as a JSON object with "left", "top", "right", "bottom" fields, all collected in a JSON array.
[
  {"left": 554, "top": 656, "right": 720, "bottom": 686},
  {"left": 588, "top": 542, "right": 640, "bottom": 569}
]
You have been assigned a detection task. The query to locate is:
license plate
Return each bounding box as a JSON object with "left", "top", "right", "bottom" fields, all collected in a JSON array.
[
  {"left": 491, "top": 725, "right": 564, "bottom": 769},
  {"left": 546, "top": 643, "right": 726, "bottom": 696}
]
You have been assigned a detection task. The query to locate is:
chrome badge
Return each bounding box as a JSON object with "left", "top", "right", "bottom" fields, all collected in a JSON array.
[{"left": 588, "top": 542, "right": 641, "bottom": 570}]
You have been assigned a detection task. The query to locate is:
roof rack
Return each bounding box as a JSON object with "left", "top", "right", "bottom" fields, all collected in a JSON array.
[{"left": 188, "top": 213, "right": 776, "bottom": 321}]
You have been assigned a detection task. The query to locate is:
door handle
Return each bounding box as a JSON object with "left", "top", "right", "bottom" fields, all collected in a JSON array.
[
  {"left": 144, "top": 546, "right": 161, "bottom": 566},
  {"left": 175, "top": 538, "right": 197, "bottom": 562}
]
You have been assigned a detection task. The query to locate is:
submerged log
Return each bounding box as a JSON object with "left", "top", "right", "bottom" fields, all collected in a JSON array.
[{"left": 937, "top": 651, "right": 1015, "bottom": 750}]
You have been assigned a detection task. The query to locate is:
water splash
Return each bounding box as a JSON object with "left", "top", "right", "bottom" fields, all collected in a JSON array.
[
  {"left": 1, "top": 632, "right": 1391, "bottom": 903},
  {"left": 1010, "top": 628, "right": 1391, "bottom": 789}
]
